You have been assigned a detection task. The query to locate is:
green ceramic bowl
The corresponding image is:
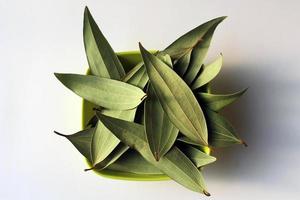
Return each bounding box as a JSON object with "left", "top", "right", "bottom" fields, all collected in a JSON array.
[
  {"left": 82, "top": 50, "right": 169, "bottom": 181},
  {"left": 82, "top": 51, "right": 210, "bottom": 181}
]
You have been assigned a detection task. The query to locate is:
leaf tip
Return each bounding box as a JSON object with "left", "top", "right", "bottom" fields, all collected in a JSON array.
[
  {"left": 241, "top": 140, "right": 248, "bottom": 147},
  {"left": 154, "top": 152, "right": 160, "bottom": 161},
  {"left": 203, "top": 190, "right": 211, "bottom": 196},
  {"left": 217, "top": 16, "right": 227, "bottom": 22},
  {"left": 54, "top": 73, "right": 63, "bottom": 81},
  {"left": 54, "top": 130, "right": 68, "bottom": 138},
  {"left": 84, "top": 6, "right": 90, "bottom": 15},
  {"left": 138, "top": 42, "right": 145, "bottom": 52}
]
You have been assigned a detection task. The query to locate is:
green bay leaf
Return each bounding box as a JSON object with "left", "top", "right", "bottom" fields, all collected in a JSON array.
[
  {"left": 91, "top": 64, "right": 149, "bottom": 166},
  {"left": 121, "top": 62, "right": 149, "bottom": 87},
  {"left": 205, "top": 109, "right": 245, "bottom": 147},
  {"left": 173, "top": 50, "right": 192, "bottom": 77},
  {"left": 54, "top": 73, "right": 145, "bottom": 110},
  {"left": 97, "top": 114, "right": 210, "bottom": 195},
  {"left": 107, "top": 149, "right": 162, "bottom": 174},
  {"left": 164, "top": 17, "right": 226, "bottom": 59},
  {"left": 140, "top": 44, "right": 208, "bottom": 146},
  {"left": 54, "top": 128, "right": 94, "bottom": 161},
  {"left": 197, "top": 88, "right": 247, "bottom": 111},
  {"left": 83, "top": 7, "right": 125, "bottom": 78},
  {"left": 178, "top": 144, "right": 216, "bottom": 168},
  {"left": 191, "top": 55, "right": 223, "bottom": 90},
  {"left": 91, "top": 143, "right": 129, "bottom": 170},
  {"left": 184, "top": 23, "right": 222, "bottom": 85},
  {"left": 177, "top": 135, "right": 206, "bottom": 148},
  {"left": 144, "top": 85, "right": 179, "bottom": 160},
  {"left": 91, "top": 109, "right": 136, "bottom": 165}
]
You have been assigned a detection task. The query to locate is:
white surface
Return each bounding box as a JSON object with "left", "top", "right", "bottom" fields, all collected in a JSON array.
[{"left": 1, "top": 0, "right": 300, "bottom": 199}]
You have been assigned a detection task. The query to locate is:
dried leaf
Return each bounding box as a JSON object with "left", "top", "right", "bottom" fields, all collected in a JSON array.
[
  {"left": 91, "top": 63, "right": 149, "bottom": 165},
  {"left": 191, "top": 55, "right": 223, "bottom": 90},
  {"left": 205, "top": 109, "right": 245, "bottom": 147},
  {"left": 54, "top": 128, "right": 93, "bottom": 161},
  {"left": 140, "top": 44, "right": 208, "bottom": 145},
  {"left": 164, "top": 17, "right": 226, "bottom": 59},
  {"left": 144, "top": 85, "right": 179, "bottom": 160},
  {"left": 97, "top": 114, "right": 210, "bottom": 195},
  {"left": 178, "top": 143, "right": 216, "bottom": 168},
  {"left": 173, "top": 50, "right": 192, "bottom": 77},
  {"left": 83, "top": 7, "right": 125, "bottom": 78},
  {"left": 197, "top": 88, "right": 247, "bottom": 111},
  {"left": 54, "top": 73, "right": 145, "bottom": 110},
  {"left": 107, "top": 149, "right": 162, "bottom": 174}
]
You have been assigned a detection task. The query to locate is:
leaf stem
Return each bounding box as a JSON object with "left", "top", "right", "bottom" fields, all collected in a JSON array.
[{"left": 203, "top": 190, "right": 211, "bottom": 196}]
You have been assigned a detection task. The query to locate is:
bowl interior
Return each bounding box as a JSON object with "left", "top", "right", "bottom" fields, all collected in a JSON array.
[{"left": 82, "top": 50, "right": 170, "bottom": 181}]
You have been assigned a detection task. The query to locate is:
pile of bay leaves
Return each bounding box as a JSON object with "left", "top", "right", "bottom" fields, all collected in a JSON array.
[{"left": 54, "top": 7, "right": 247, "bottom": 196}]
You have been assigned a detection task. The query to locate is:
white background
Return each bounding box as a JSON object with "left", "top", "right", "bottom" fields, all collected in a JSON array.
[{"left": 1, "top": 0, "right": 300, "bottom": 199}]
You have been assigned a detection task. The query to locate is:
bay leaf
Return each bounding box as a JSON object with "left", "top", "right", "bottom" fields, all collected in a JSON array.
[
  {"left": 164, "top": 16, "right": 226, "bottom": 59},
  {"left": 107, "top": 149, "right": 162, "bottom": 174},
  {"left": 197, "top": 88, "right": 248, "bottom": 111},
  {"left": 121, "top": 62, "right": 149, "bottom": 87},
  {"left": 178, "top": 144, "right": 216, "bottom": 168},
  {"left": 139, "top": 44, "right": 208, "bottom": 146},
  {"left": 184, "top": 22, "right": 222, "bottom": 85},
  {"left": 86, "top": 115, "right": 98, "bottom": 127},
  {"left": 54, "top": 128, "right": 93, "bottom": 161},
  {"left": 205, "top": 109, "right": 245, "bottom": 147},
  {"left": 91, "top": 109, "right": 136, "bottom": 165},
  {"left": 91, "top": 63, "right": 149, "bottom": 166},
  {"left": 177, "top": 135, "right": 206, "bottom": 148},
  {"left": 144, "top": 85, "right": 179, "bottom": 160},
  {"left": 191, "top": 55, "right": 223, "bottom": 90},
  {"left": 83, "top": 7, "right": 125, "bottom": 78},
  {"left": 97, "top": 113, "right": 210, "bottom": 195},
  {"left": 54, "top": 73, "right": 145, "bottom": 110},
  {"left": 173, "top": 50, "right": 192, "bottom": 77},
  {"left": 90, "top": 143, "right": 129, "bottom": 171},
  {"left": 157, "top": 52, "right": 172, "bottom": 67}
]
